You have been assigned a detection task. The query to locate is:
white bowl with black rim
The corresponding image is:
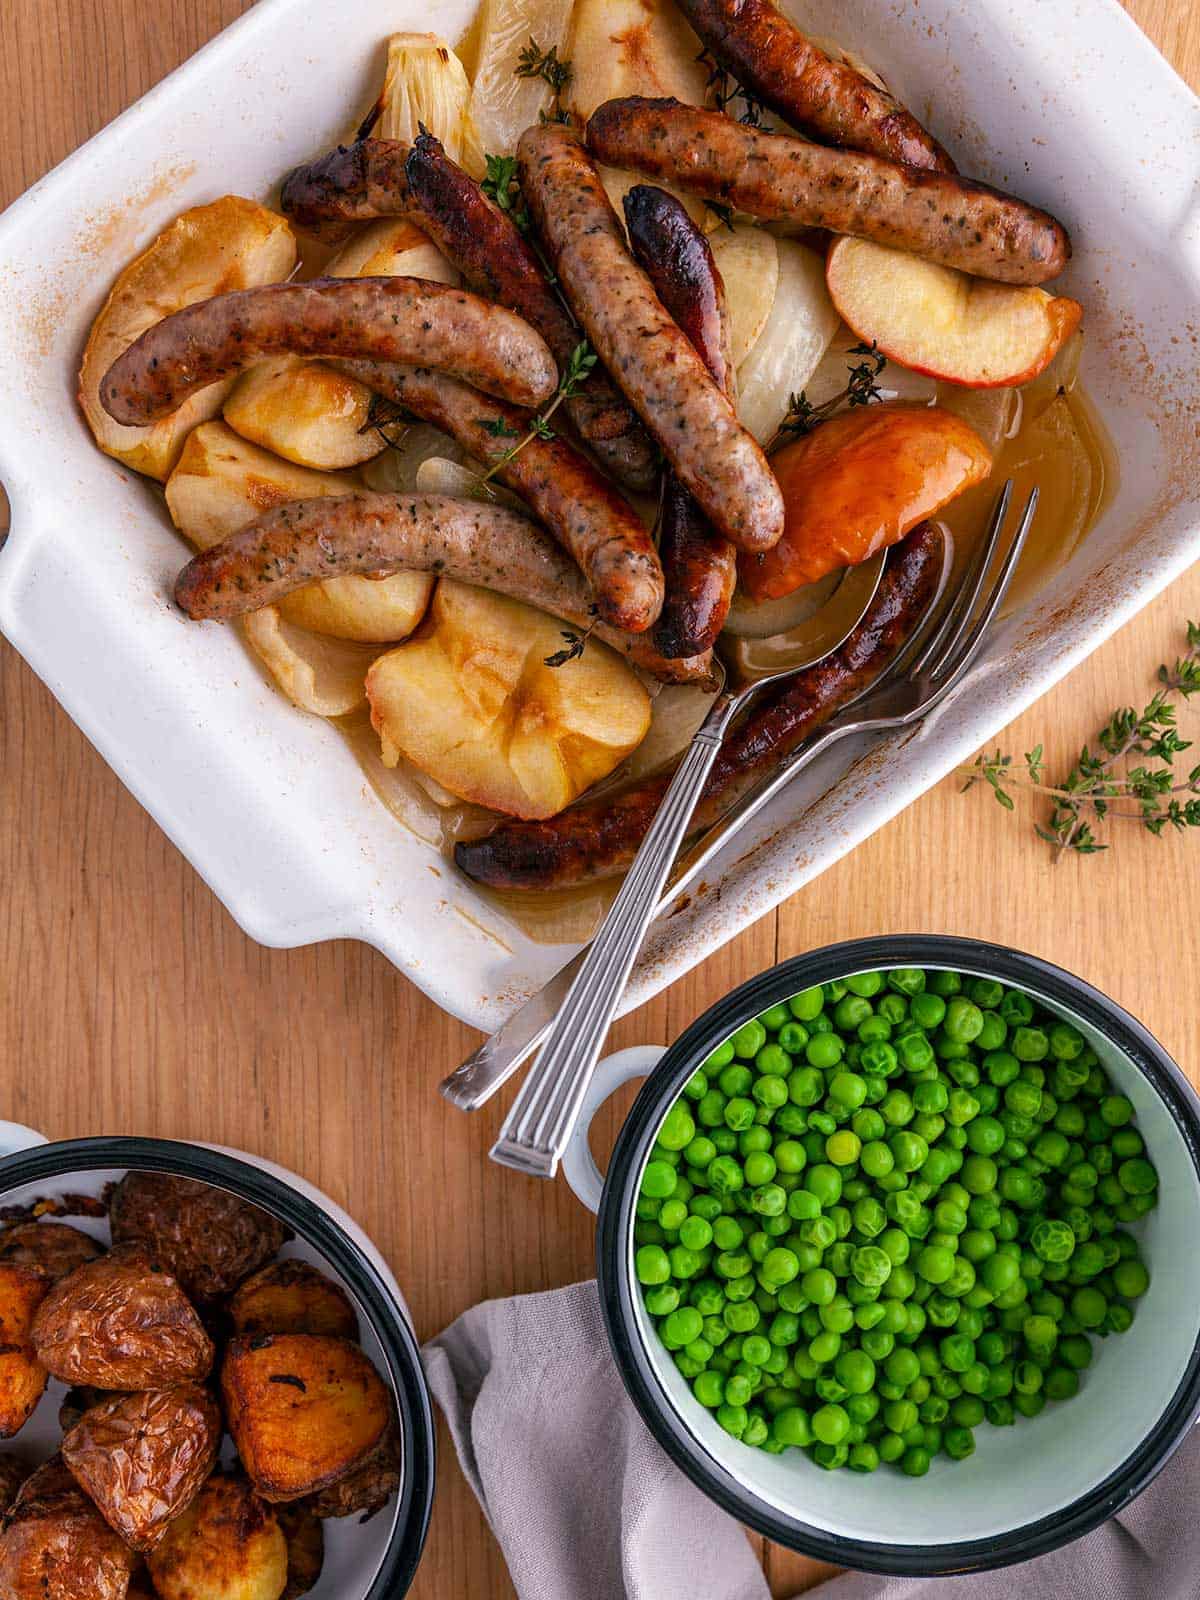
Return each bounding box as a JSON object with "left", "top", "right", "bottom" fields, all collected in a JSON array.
[
  {"left": 0, "top": 1130, "right": 436, "bottom": 1599},
  {"left": 562, "top": 936, "right": 1200, "bottom": 1575}
]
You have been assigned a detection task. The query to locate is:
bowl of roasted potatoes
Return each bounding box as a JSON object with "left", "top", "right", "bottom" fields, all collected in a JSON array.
[{"left": 0, "top": 1130, "right": 434, "bottom": 1600}]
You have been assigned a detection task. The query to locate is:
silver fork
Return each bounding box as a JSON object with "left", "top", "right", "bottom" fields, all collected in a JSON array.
[{"left": 473, "top": 484, "right": 1035, "bottom": 1176}]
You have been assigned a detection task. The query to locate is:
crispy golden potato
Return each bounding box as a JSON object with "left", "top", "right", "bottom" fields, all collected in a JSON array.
[
  {"left": 222, "top": 1334, "right": 390, "bottom": 1503},
  {"left": 0, "top": 1457, "right": 138, "bottom": 1600},
  {"left": 275, "top": 1503, "right": 323, "bottom": 1600},
  {"left": 303, "top": 1423, "right": 400, "bottom": 1520},
  {"left": 222, "top": 218, "right": 459, "bottom": 471},
  {"left": 62, "top": 1385, "right": 221, "bottom": 1551},
  {"left": 110, "top": 1174, "right": 290, "bottom": 1305},
  {"left": 31, "top": 1246, "right": 214, "bottom": 1390},
  {"left": 366, "top": 581, "right": 652, "bottom": 820},
  {"left": 79, "top": 197, "right": 296, "bottom": 481},
  {"left": 0, "top": 1264, "right": 50, "bottom": 1437},
  {"left": 58, "top": 1385, "right": 113, "bottom": 1433},
  {"left": 146, "top": 1472, "right": 288, "bottom": 1600},
  {"left": 0, "top": 1453, "right": 32, "bottom": 1514},
  {"left": 228, "top": 1262, "right": 358, "bottom": 1342},
  {"left": 0, "top": 1223, "right": 104, "bottom": 1284}
]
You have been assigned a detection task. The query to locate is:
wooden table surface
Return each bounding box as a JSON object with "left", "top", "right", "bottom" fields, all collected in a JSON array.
[{"left": 2, "top": 2, "right": 1198, "bottom": 1593}]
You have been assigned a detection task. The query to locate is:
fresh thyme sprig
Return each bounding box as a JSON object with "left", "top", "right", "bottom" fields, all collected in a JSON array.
[
  {"left": 516, "top": 38, "right": 573, "bottom": 123},
  {"left": 482, "top": 153, "right": 529, "bottom": 233},
  {"left": 769, "top": 342, "right": 888, "bottom": 451},
  {"left": 698, "top": 47, "right": 769, "bottom": 127},
  {"left": 478, "top": 341, "right": 597, "bottom": 484},
  {"left": 544, "top": 615, "right": 598, "bottom": 668},
  {"left": 702, "top": 199, "right": 737, "bottom": 232},
  {"left": 357, "top": 393, "right": 415, "bottom": 452},
  {"left": 961, "top": 622, "right": 1200, "bottom": 857}
]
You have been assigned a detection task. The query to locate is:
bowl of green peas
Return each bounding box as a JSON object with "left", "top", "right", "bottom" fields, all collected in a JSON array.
[{"left": 561, "top": 936, "right": 1200, "bottom": 1575}]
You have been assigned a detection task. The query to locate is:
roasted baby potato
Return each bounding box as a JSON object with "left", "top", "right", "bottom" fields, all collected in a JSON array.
[
  {"left": 0, "top": 1456, "right": 139, "bottom": 1600},
  {"left": 0, "top": 1264, "right": 50, "bottom": 1436},
  {"left": 110, "top": 1174, "right": 290, "bottom": 1305},
  {"left": 228, "top": 1262, "right": 358, "bottom": 1342},
  {"left": 146, "top": 1472, "right": 288, "bottom": 1600},
  {"left": 303, "top": 1422, "right": 401, "bottom": 1520},
  {"left": 366, "top": 581, "right": 652, "bottom": 820},
  {"left": 0, "top": 1222, "right": 104, "bottom": 1284},
  {"left": 79, "top": 196, "right": 296, "bottom": 482},
  {"left": 275, "top": 1503, "right": 323, "bottom": 1600},
  {"left": 62, "top": 1385, "right": 221, "bottom": 1550},
  {"left": 222, "top": 1334, "right": 391, "bottom": 1503},
  {"left": 0, "top": 1453, "right": 32, "bottom": 1514},
  {"left": 31, "top": 1246, "right": 214, "bottom": 1390}
]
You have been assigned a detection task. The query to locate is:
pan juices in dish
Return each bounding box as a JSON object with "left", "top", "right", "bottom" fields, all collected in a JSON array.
[{"left": 74, "top": 0, "right": 1111, "bottom": 948}]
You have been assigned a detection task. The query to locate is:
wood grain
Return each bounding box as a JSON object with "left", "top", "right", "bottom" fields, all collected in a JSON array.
[{"left": 0, "top": 3, "right": 1196, "bottom": 1594}]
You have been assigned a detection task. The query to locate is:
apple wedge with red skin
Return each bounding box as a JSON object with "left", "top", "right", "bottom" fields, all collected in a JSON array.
[{"left": 826, "top": 237, "right": 1083, "bottom": 389}]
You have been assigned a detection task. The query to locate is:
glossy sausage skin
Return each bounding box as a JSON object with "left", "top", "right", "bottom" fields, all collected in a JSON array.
[
  {"left": 587, "top": 100, "right": 1071, "bottom": 286},
  {"left": 454, "top": 522, "right": 942, "bottom": 889},
  {"left": 623, "top": 186, "right": 738, "bottom": 659},
  {"left": 517, "top": 124, "right": 784, "bottom": 551},
  {"left": 100, "top": 278, "right": 558, "bottom": 425},
  {"left": 337, "top": 359, "right": 664, "bottom": 633},
  {"left": 404, "top": 133, "right": 657, "bottom": 492},
  {"left": 280, "top": 139, "right": 412, "bottom": 238},
  {"left": 676, "top": 0, "right": 955, "bottom": 172},
  {"left": 173, "top": 494, "right": 713, "bottom": 686}
]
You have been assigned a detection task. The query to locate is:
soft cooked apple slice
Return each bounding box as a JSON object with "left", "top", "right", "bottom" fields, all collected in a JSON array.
[
  {"left": 222, "top": 219, "right": 460, "bottom": 471},
  {"left": 736, "top": 240, "right": 839, "bottom": 445},
  {"left": 469, "top": 0, "right": 576, "bottom": 155},
  {"left": 366, "top": 580, "right": 652, "bottom": 819},
  {"left": 79, "top": 197, "right": 296, "bottom": 481},
  {"left": 565, "top": 0, "right": 708, "bottom": 122},
  {"left": 739, "top": 403, "right": 991, "bottom": 600},
  {"left": 826, "top": 237, "right": 1082, "bottom": 389},
  {"left": 707, "top": 225, "right": 779, "bottom": 368}
]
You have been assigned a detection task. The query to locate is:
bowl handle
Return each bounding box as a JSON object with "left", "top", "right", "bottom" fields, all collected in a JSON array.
[
  {"left": 0, "top": 1122, "right": 48, "bottom": 1159},
  {"left": 561, "top": 1045, "right": 666, "bottom": 1213}
]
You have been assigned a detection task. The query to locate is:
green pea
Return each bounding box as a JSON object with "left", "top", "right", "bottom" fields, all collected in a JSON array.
[
  {"left": 731, "top": 1019, "right": 767, "bottom": 1059},
  {"left": 1118, "top": 1158, "right": 1158, "bottom": 1195},
  {"left": 1113, "top": 1258, "right": 1149, "bottom": 1298},
  {"left": 826, "top": 1130, "right": 862, "bottom": 1167},
  {"left": 806, "top": 1032, "right": 845, "bottom": 1071},
  {"left": 636, "top": 1245, "right": 671, "bottom": 1285}
]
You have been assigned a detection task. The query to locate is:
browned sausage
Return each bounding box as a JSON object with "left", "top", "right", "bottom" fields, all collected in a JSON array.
[
  {"left": 517, "top": 123, "right": 784, "bottom": 551},
  {"left": 335, "top": 360, "right": 664, "bottom": 633},
  {"left": 173, "top": 494, "right": 714, "bottom": 686},
  {"left": 100, "top": 278, "right": 558, "bottom": 426},
  {"left": 677, "top": 0, "right": 955, "bottom": 172},
  {"left": 280, "top": 139, "right": 412, "bottom": 238},
  {"left": 404, "top": 132, "right": 658, "bottom": 492},
  {"left": 587, "top": 100, "right": 1071, "bottom": 286},
  {"left": 454, "top": 521, "right": 942, "bottom": 889},
  {"left": 623, "top": 185, "right": 738, "bottom": 659}
]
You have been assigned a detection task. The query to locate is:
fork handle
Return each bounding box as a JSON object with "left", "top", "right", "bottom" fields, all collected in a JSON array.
[{"left": 489, "top": 690, "right": 739, "bottom": 1178}]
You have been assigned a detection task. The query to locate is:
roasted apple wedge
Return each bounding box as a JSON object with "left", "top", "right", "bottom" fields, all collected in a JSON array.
[
  {"left": 365, "top": 580, "right": 652, "bottom": 820},
  {"left": 739, "top": 404, "right": 991, "bottom": 599},
  {"left": 222, "top": 219, "right": 460, "bottom": 471},
  {"left": 79, "top": 196, "right": 296, "bottom": 481},
  {"left": 826, "top": 236, "right": 1083, "bottom": 388}
]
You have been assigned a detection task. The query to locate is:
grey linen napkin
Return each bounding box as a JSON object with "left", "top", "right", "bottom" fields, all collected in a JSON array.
[{"left": 423, "top": 1280, "right": 1200, "bottom": 1600}]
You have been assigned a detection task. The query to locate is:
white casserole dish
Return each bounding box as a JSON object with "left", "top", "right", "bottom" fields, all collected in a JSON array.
[{"left": 0, "top": 0, "right": 1197, "bottom": 1031}]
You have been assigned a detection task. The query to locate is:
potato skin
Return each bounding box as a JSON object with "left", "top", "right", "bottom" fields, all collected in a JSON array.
[
  {"left": 146, "top": 1472, "right": 288, "bottom": 1600},
  {"left": 228, "top": 1262, "right": 358, "bottom": 1342},
  {"left": 0, "top": 1264, "right": 50, "bottom": 1436},
  {"left": 110, "top": 1175, "right": 290, "bottom": 1304},
  {"left": 304, "top": 1422, "right": 400, "bottom": 1520},
  {"left": 0, "top": 1223, "right": 105, "bottom": 1284},
  {"left": 275, "top": 1502, "right": 323, "bottom": 1600},
  {"left": 222, "top": 1334, "right": 390, "bottom": 1503},
  {"left": 0, "top": 1456, "right": 138, "bottom": 1600},
  {"left": 62, "top": 1385, "right": 221, "bottom": 1551},
  {"left": 31, "top": 1246, "right": 214, "bottom": 1390}
]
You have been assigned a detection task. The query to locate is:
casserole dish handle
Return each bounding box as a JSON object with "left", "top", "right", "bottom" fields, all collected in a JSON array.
[{"left": 561, "top": 1046, "right": 666, "bottom": 1213}]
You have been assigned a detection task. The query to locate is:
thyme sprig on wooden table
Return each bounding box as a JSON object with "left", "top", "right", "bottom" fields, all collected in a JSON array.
[
  {"left": 961, "top": 622, "right": 1200, "bottom": 857},
  {"left": 769, "top": 343, "right": 888, "bottom": 451},
  {"left": 477, "top": 341, "right": 597, "bottom": 484}
]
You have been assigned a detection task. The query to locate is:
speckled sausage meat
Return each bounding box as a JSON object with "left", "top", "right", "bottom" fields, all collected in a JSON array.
[
  {"left": 337, "top": 359, "right": 664, "bottom": 633},
  {"left": 100, "top": 278, "right": 559, "bottom": 425},
  {"left": 517, "top": 123, "right": 785, "bottom": 551},
  {"left": 404, "top": 133, "right": 658, "bottom": 492},
  {"left": 454, "top": 522, "right": 942, "bottom": 890},
  {"left": 279, "top": 139, "right": 413, "bottom": 238},
  {"left": 587, "top": 100, "right": 1071, "bottom": 286},
  {"left": 173, "top": 494, "right": 713, "bottom": 685},
  {"left": 675, "top": 0, "right": 955, "bottom": 172},
  {"left": 623, "top": 185, "right": 738, "bottom": 659}
]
